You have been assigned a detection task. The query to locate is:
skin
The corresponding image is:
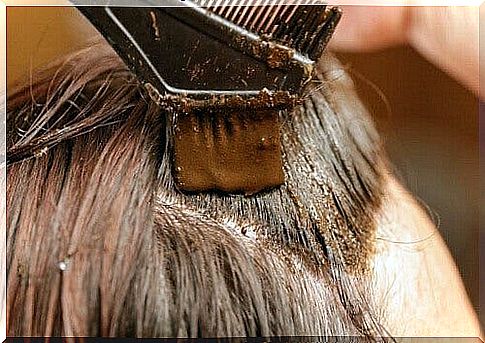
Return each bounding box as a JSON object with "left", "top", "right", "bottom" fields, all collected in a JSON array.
[
  {"left": 375, "top": 175, "right": 482, "bottom": 337},
  {"left": 330, "top": 5, "right": 480, "bottom": 98}
]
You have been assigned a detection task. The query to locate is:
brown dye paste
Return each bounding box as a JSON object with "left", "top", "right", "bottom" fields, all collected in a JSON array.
[{"left": 173, "top": 109, "right": 285, "bottom": 195}]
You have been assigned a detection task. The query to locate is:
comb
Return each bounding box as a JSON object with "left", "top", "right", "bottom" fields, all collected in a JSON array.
[{"left": 76, "top": 1, "right": 341, "bottom": 194}]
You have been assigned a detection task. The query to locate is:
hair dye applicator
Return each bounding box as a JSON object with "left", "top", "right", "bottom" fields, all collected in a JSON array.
[{"left": 77, "top": 0, "right": 341, "bottom": 194}]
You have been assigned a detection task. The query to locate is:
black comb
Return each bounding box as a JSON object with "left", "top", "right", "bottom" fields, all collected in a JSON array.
[
  {"left": 77, "top": 1, "right": 341, "bottom": 107},
  {"left": 76, "top": 1, "right": 341, "bottom": 194},
  {"left": 199, "top": 0, "right": 340, "bottom": 60}
]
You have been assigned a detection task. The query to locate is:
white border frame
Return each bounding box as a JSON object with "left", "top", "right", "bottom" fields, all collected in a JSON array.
[{"left": 1, "top": 1, "right": 483, "bottom": 341}]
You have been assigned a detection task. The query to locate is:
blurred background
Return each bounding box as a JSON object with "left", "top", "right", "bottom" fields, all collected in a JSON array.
[{"left": 7, "top": 6, "right": 480, "bottom": 324}]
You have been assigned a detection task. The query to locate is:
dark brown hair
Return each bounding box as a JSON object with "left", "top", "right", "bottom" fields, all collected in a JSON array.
[{"left": 7, "top": 43, "right": 388, "bottom": 338}]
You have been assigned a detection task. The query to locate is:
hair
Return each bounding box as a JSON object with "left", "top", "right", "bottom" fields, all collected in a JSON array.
[{"left": 6, "top": 42, "right": 390, "bottom": 338}]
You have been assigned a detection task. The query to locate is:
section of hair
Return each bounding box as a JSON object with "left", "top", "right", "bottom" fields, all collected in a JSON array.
[
  {"left": 159, "top": 53, "right": 383, "bottom": 272},
  {"left": 7, "top": 44, "right": 388, "bottom": 338},
  {"left": 7, "top": 51, "right": 163, "bottom": 335}
]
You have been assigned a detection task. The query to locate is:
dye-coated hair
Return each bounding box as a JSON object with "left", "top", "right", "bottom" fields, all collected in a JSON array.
[{"left": 7, "top": 43, "right": 389, "bottom": 338}]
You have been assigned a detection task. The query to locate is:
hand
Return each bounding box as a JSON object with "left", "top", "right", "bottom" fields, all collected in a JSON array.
[{"left": 330, "top": 5, "right": 480, "bottom": 97}]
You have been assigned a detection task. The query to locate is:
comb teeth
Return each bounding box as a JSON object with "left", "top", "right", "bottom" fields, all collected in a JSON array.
[{"left": 192, "top": 0, "right": 341, "bottom": 60}]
